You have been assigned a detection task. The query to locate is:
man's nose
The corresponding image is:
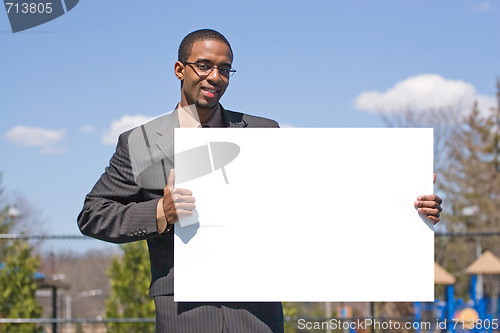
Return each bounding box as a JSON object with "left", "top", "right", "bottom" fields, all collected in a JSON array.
[{"left": 206, "top": 67, "right": 223, "bottom": 83}]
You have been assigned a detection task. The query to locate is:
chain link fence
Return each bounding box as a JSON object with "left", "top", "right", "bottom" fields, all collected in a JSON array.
[
  {"left": 2, "top": 233, "right": 500, "bottom": 333},
  {"left": 0, "top": 234, "right": 134, "bottom": 333}
]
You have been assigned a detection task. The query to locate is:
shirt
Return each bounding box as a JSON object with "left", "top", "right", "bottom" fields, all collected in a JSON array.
[{"left": 156, "top": 104, "right": 224, "bottom": 233}]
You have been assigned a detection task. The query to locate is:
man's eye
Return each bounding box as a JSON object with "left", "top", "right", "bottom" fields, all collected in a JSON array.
[
  {"left": 197, "top": 64, "right": 211, "bottom": 70},
  {"left": 219, "top": 68, "right": 230, "bottom": 74}
]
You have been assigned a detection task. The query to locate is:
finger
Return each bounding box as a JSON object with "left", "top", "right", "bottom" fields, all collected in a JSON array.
[
  {"left": 167, "top": 169, "right": 175, "bottom": 190},
  {"left": 433, "top": 173, "right": 436, "bottom": 184},
  {"left": 417, "top": 207, "right": 441, "bottom": 224},
  {"left": 415, "top": 200, "right": 442, "bottom": 212},
  {"left": 171, "top": 188, "right": 193, "bottom": 197},
  {"left": 424, "top": 215, "right": 440, "bottom": 225},
  {"left": 417, "top": 194, "right": 442, "bottom": 205},
  {"left": 417, "top": 204, "right": 442, "bottom": 215},
  {"left": 176, "top": 209, "right": 195, "bottom": 218},
  {"left": 175, "top": 202, "right": 196, "bottom": 212},
  {"left": 417, "top": 207, "right": 441, "bottom": 216},
  {"left": 172, "top": 194, "right": 195, "bottom": 204}
]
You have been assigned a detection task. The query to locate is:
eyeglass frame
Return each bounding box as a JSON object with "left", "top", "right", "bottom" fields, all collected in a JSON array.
[{"left": 183, "top": 61, "right": 237, "bottom": 78}]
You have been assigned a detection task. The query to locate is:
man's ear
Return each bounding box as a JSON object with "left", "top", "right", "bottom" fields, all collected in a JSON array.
[{"left": 174, "top": 61, "right": 185, "bottom": 81}]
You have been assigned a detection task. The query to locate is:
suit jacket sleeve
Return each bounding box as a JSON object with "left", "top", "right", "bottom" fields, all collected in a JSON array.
[{"left": 77, "top": 130, "right": 163, "bottom": 244}]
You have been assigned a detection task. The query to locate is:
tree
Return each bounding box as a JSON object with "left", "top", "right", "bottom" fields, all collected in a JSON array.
[
  {"left": 378, "top": 79, "right": 500, "bottom": 300},
  {"left": 381, "top": 79, "right": 500, "bottom": 297},
  {"left": 282, "top": 302, "right": 301, "bottom": 333},
  {"left": 381, "top": 104, "right": 460, "bottom": 180},
  {"left": 0, "top": 173, "right": 43, "bottom": 333},
  {"left": 436, "top": 79, "right": 500, "bottom": 295},
  {"left": 105, "top": 240, "right": 155, "bottom": 332},
  {"left": 440, "top": 81, "right": 500, "bottom": 232}
]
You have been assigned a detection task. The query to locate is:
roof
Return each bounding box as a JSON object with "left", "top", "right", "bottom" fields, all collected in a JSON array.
[
  {"left": 434, "top": 261, "right": 456, "bottom": 285},
  {"left": 466, "top": 250, "right": 500, "bottom": 275},
  {"left": 0, "top": 262, "right": 70, "bottom": 290},
  {"left": 35, "top": 275, "right": 71, "bottom": 290}
]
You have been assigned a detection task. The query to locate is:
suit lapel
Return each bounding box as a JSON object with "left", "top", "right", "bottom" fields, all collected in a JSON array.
[
  {"left": 153, "top": 108, "right": 179, "bottom": 167},
  {"left": 222, "top": 107, "right": 247, "bottom": 128},
  {"left": 152, "top": 106, "right": 244, "bottom": 169}
]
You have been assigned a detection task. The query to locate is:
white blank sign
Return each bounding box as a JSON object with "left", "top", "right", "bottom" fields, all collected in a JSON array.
[{"left": 174, "top": 128, "right": 434, "bottom": 302}]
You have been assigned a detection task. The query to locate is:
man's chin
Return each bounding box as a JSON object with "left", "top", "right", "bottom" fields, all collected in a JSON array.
[{"left": 196, "top": 100, "right": 219, "bottom": 111}]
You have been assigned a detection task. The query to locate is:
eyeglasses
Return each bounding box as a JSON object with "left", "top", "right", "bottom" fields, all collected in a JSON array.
[{"left": 184, "top": 62, "right": 236, "bottom": 78}]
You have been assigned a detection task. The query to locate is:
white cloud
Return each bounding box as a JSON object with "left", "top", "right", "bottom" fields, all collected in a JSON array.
[
  {"left": 472, "top": 2, "right": 492, "bottom": 12},
  {"left": 476, "top": 94, "right": 497, "bottom": 113},
  {"left": 354, "top": 74, "right": 494, "bottom": 115},
  {"left": 79, "top": 124, "right": 95, "bottom": 134},
  {"left": 4, "top": 126, "right": 65, "bottom": 147},
  {"left": 101, "top": 114, "right": 154, "bottom": 145}
]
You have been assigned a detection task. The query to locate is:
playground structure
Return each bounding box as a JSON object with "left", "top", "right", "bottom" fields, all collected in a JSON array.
[{"left": 416, "top": 251, "right": 500, "bottom": 333}]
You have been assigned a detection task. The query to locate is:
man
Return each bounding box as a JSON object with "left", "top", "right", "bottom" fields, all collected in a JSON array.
[{"left": 78, "top": 29, "right": 442, "bottom": 333}]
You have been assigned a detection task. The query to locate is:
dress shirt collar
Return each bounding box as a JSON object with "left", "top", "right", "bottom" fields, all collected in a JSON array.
[{"left": 177, "top": 104, "right": 224, "bottom": 128}]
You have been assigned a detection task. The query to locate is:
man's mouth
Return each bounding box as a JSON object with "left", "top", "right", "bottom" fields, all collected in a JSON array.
[{"left": 201, "top": 87, "right": 219, "bottom": 98}]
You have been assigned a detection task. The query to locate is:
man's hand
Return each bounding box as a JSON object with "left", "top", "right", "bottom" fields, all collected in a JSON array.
[
  {"left": 162, "top": 169, "right": 196, "bottom": 225},
  {"left": 414, "top": 173, "right": 442, "bottom": 224}
]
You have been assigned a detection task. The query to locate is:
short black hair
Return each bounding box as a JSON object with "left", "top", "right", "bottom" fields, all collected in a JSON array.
[{"left": 178, "top": 29, "right": 233, "bottom": 63}]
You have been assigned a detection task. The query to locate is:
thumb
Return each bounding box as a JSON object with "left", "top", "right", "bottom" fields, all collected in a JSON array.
[{"left": 167, "top": 169, "right": 175, "bottom": 189}]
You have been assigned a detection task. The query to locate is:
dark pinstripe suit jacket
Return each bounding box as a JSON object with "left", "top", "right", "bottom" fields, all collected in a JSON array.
[{"left": 77, "top": 106, "right": 284, "bottom": 332}]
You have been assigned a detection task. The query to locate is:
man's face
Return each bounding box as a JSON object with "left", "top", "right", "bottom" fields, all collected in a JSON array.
[{"left": 175, "top": 39, "right": 233, "bottom": 113}]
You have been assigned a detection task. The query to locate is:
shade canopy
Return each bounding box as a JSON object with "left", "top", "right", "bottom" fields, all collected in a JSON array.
[
  {"left": 434, "top": 261, "right": 456, "bottom": 285},
  {"left": 466, "top": 250, "right": 500, "bottom": 275}
]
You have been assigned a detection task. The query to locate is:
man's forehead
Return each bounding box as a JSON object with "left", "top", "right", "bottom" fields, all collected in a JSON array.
[{"left": 188, "top": 39, "right": 233, "bottom": 62}]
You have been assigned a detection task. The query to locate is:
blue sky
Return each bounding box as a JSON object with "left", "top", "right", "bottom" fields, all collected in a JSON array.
[{"left": 1, "top": 0, "right": 499, "bottom": 243}]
